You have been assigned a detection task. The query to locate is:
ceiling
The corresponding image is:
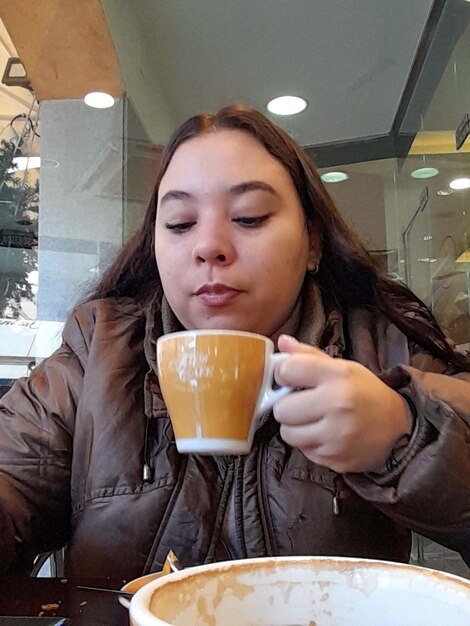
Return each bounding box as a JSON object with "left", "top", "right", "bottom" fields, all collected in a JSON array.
[
  {"left": 103, "top": 0, "right": 435, "bottom": 146},
  {"left": 0, "top": 1, "right": 452, "bottom": 149},
  {"left": 0, "top": 20, "right": 37, "bottom": 142}
]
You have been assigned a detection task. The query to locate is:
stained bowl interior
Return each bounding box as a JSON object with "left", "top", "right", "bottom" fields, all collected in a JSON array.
[{"left": 129, "top": 556, "right": 470, "bottom": 626}]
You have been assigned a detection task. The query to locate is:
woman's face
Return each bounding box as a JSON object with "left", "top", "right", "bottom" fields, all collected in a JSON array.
[{"left": 155, "top": 130, "right": 317, "bottom": 336}]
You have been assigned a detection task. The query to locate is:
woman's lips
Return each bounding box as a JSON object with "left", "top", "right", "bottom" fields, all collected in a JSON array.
[{"left": 194, "top": 284, "right": 242, "bottom": 307}]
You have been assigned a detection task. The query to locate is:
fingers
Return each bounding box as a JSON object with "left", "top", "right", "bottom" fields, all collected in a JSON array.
[
  {"left": 275, "top": 335, "right": 339, "bottom": 389},
  {"left": 277, "top": 334, "right": 329, "bottom": 358},
  {"left": 274, "top": 351, "right": 339, "bottom": 389},
  {"left": 277, "top": 420, "right": 360, "bottom": 473},
  {"left": 277, "top": 420, "right": 339, "bottom": 459},
  {"left": 278, "top": 422, "right": 324, "bottom": 451},
  {"left": 273, "top": 387, "right": 328, "bottom": 425}
]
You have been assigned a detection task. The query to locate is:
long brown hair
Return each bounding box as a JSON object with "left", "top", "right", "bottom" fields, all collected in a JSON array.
[{"left": 85, "top": 104, "right": 467, "bottom": 369}]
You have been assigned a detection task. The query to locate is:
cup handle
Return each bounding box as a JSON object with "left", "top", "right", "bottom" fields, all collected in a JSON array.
[{"left": 256, "top": 352, "right": 293, "bottom": 415}]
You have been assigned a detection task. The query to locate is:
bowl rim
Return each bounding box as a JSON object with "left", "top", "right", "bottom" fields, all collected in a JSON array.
[
  {"left": 118, "top": 571, "right": 163, "bottom": 609},
  {"left": 129, "top": 555, "right": 470, "bottom": 626}
]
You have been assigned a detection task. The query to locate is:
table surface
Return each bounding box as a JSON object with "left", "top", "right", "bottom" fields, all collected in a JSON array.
[{"left": 0, "top": 577, "right": 130, "bottom": 625}]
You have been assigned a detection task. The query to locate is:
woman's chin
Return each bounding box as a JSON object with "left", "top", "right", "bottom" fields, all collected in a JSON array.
[{"left": 191, "top": 315, "right": 264, "bottom": 334}]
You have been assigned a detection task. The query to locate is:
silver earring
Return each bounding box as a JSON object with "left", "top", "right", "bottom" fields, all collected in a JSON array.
[{"left": 308, "top": 264, "right": 319, "bottom": 275}]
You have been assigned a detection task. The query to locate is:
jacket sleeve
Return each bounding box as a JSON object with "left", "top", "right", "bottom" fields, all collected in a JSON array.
[
  {"left": 0, "top": 313, "right": 87, "bottom": 574},
  {"left": 344, "top": 348, "right": 470, "bottom": 565}
]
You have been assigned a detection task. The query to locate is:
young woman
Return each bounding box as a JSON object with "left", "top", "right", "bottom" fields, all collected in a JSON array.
[{"left": 0, "top": 105, "right": 468, "bottom": 578}]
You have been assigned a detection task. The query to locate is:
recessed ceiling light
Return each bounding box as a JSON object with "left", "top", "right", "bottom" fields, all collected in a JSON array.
[
  {"left": 320, "top": 171, "right": 349, "bottom": 183},
  {"left": 449, "top": 177, "right": 470, "bottom": 190},
  {"left": 266, "top": 96, "right": 307, "bottom": 116},
  {"left": 411, "top": 167, "right": 439, "bottom": 179},
  {"left": 84, "top": 91, "right": 115, "bottom": 109},
  {"left": 436, "top": 188, "right": 453, "bottom": 196},
  {"left": 7, "top": 156, "right": 41, "bottom": 173}
]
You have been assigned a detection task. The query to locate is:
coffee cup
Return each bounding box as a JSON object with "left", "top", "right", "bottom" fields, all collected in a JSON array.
[{"left": 156, "top": 330, "right": 292, "bottom": 454}]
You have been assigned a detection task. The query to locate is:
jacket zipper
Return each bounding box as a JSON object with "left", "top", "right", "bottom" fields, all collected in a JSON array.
[
  {"left": 332, "top": 475, "right": 342, "bottom": 516},
  {"left": 257, "top": 438, "right": 275, "bottom": 556},
  {"left": 142, "top": 416, "right": 153, "bottom": 483},
  {"left": 332, "top": 492, "right": 341, "bottom": 516}
]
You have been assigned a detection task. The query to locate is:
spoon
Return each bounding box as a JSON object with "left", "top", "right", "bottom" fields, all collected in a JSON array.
[
  {"left": 76, "top": 585, "right": 134, "bottom": 598},
  {"left": 77, "top": 551, "right": 184, "bottom": 599}
]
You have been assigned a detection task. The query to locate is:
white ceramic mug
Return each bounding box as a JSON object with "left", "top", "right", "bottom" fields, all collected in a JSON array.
[{"left": 157, "top": 330, "right": 292, "bottom": 454}]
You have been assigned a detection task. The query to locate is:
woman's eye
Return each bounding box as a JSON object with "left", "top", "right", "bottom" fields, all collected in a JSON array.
[
  {"left": 165, "top": 222, "right": 195, "bottom": 233},
  {"left": 233, "top": 215, "right": 269, "bottom": 228}
]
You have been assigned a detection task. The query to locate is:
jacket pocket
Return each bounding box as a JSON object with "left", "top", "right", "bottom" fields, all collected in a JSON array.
[{"left": 286, "top": 448, "right": 345, "bottom": 516}]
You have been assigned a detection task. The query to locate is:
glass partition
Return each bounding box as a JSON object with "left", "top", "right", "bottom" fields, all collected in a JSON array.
[
  {"left": 319, "top": 2, "right": 470, "bottom": 358},
  {"left": 0, "top": 24, "right": 111, "bottom": 387},
  {"left": 398, "top": 0, "right": 470, "bottom": 353}
]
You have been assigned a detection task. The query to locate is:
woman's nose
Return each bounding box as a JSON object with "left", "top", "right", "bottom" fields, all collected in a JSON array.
[{"left": 192, "top": 223, "right": 236, "bottom": 265}]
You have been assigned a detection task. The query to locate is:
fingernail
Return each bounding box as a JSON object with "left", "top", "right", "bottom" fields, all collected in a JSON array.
[
  {"left": 278, "top": 360, "right": 288, "bottom": 378},
  {"left": 280, "top": 334, "right": 298, "bottom": 343}
]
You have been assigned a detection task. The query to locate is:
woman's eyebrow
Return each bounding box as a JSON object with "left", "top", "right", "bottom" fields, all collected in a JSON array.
[
  {"left": 229, "top": 181, "right": 279, "bottom": 198},
  {"left": 160, "top": 190, "right": 194, "bottom": 205},
  {"left": 159, "top": 181, "right": 279, "bottom": 206}
]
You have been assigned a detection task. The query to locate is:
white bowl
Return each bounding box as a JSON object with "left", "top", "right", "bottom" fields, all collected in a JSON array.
[{"left": 129, "top": 556, "right": 470, "bottom": 626}]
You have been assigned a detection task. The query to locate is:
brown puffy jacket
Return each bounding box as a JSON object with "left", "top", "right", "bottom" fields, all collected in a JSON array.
[{"left": 0, "top": 286, "right": 469, "bottom": 579}]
